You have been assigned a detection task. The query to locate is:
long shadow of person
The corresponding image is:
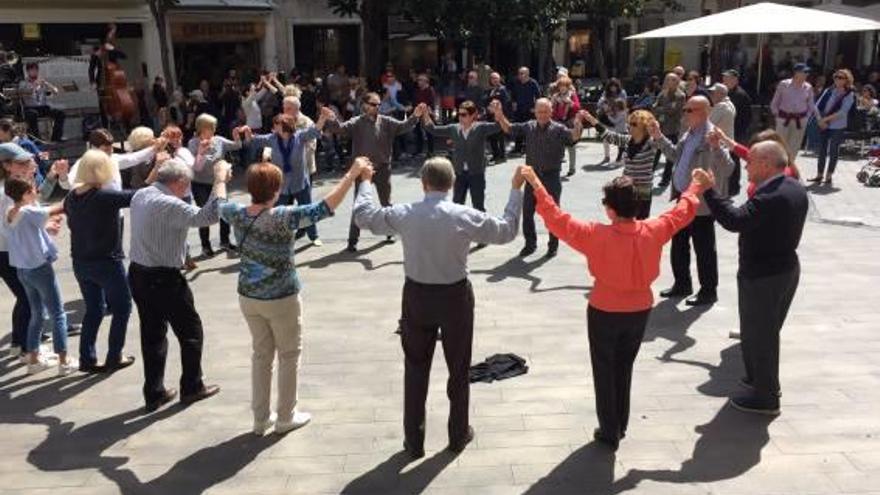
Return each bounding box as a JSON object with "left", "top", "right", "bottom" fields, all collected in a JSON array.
[
  {"left": 296, "top": 241, "right": 402, "bottom": 272},
  {"left": 471, "top": 255, "right": 553, "bottom": 292},
  {"left": 643, "top": 298, "right": 711, "bottom": 361},
  {"left": 522, "top": 441, "right": 616, "bottom": 495},
  {"left": 340, "top": 449, "right": 458, "bottom": 495},
  {"left": 659, "top": 343, "right": 744, "bottom": 397},
  {"left": 100, "top": 432, "right": 283, "bottom": 495},
  {"left": 611, "top": 405, "right": 775, "bottom": 493}
]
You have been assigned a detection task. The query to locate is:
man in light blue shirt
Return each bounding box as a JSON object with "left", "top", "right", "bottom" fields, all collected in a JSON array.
[{"left": 354, "top": 156, "right": 523, "bottom": 459}]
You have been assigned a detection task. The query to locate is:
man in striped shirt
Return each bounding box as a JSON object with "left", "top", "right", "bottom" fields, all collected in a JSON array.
[{"left": 128, "top": 158, "right": 231, "bottom": 413}]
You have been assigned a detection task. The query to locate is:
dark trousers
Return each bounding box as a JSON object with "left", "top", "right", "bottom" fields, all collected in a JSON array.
[
  {"left": 414, "top": 122, "right": 434, "bottom": 155},
  {"left": 635, "top": 198, "right": 652, "bottom": 220},
  {"left": 278, "top": 185, "right": 318, "bottom": 241},
  {"left": 655, "top": 132, "right": 679, "bottom": 183},
  {"left": 670, "top": 215, "right": 718, "bottom": 293},
  {"left": 738, "top": 265, "right": 800, "bottom": 402},
  {"left": 129, "top": 263, "right": 205, "bottom": 402},
  {"left": 0, "top": 251, "right": 30, "bottom": 348},
  {"left": 728, "top": 152, "right": 742, "bottom": 197},
  {"left": 489, "top": 133, "right": 506, "bottom": 160},
  {"left": 587, "top": 305, "right": 651, "bottom": 439},
  {"left": 816, "top": 128, "right": 844, "bottom": 177},
  {"left": 452, "top": 172, "right": 486, "bottom": 211},
  {"left": 523, "top": 171, "right": 562, "bottom": 250},
  {"left": 25, "top": 105, "right": 66, "bottom": 142},
  {"left": 191, "top": 182, "right": 230, "bottom": 249},
  {"left": 349, "top": 163, "right": 391, "bottom": 245},
  {"left": 400, "top": 278, "right": 474, "bottom": 449},
  {"left": 73, "top": 259, "right": 132, "bottom": 366}
]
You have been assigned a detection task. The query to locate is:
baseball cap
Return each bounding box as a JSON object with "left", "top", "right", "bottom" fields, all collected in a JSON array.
[
  {"left": 721, "top": 69, "right": 740, "bottom": 78},
  {"left": 792, "top": 63, "right": 811, "bottom": 73},
  {"left": 0, "top": 142, "right": 33, "bottom": 162}
]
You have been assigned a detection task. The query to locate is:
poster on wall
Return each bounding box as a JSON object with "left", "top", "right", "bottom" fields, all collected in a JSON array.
[{"left": 21, "top": 56, "right": 98, "bottom": 111}]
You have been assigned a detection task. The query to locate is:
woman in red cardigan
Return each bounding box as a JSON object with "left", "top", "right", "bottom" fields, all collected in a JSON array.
[
  {"left": 714, "top": 128, "right": 800, "bottom": 197},
  {"left": 520, "top": 165, "right": 709, "bottom": 450}
]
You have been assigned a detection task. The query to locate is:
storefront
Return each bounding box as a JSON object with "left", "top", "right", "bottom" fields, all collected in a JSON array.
[{"left": 167, "top": 0, "right": 277, "bottom": 91}]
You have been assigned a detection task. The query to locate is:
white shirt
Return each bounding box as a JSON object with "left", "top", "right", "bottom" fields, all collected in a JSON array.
[
  {"left": 243, "top": 88, "right": 267, "bottom": 129},
  {"left": 67, "top": 147, "right": 157, "bottom": 191},
  {"left": 0, "top": 180, "right": 12, "bottom": 252},
  {"left": 709, "top": 97, "right": 737, "bottom": 138}
]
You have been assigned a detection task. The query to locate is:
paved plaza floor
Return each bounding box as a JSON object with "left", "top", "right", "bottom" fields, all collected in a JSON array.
[{"left": 1, "top": 140, "right": 879, "bottom": 494}]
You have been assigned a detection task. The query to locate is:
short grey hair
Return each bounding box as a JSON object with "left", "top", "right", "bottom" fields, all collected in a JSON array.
[
  {"left": 283, "top": 96, "right": 301, "bottom": 109},
  {"left": 751, "top": 141, "right": 788, "bottom": 170},
  {"left": 156, "top": 158, "right": 193, "bottom": 184},
  {"left": 709, "top": 83, "right": 728, "bottom": 98},
  {"left": 420, "top": 157, "right": 455, "bottom": 191}
]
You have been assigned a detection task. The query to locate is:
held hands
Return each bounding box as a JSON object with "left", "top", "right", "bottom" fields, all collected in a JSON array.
[
  {"left": 706, "top": 128, "right": 721, "bottom": 150},
  {"left": 518, "top": 165, "right": 542, "bottom": 189},
  {"left": 488, "top": 99, "right": 503, "bottom": 117},
  {"left": 46, "top": 215, "right": 63, "bottom": 236},
  {"left": 152, "top": 136, "right": 169, "bottom": 152},
  {"left": 691, "top": 168, "right": 715, "bottom": 193},
  {"left": 351, "top": 156, "right": 374, "bottom": 182},
  {"left": 213, "top": 160, "right": 233, "bottom": 183},
  {"left": 412, "top": 103, "right": 429, "bottom": 118},
  {"left": 50, "top": 159, "right": 69, "bottom": 179},
  {"left": 155, "top": 151, "right": 171, "bottom": 165},
  {"left": 647, "top": 120, "right": 662, "bottom": 140},
  {"left": 579, "top": 110, "right": 598, "bottom": 126},
  {"left": 319, "top": 106, "right": 337, "bottom": 122}
]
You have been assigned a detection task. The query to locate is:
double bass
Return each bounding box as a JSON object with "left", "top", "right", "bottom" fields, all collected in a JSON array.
[{"left": 98, "top": 24, "right": 138, "bottom": 128}]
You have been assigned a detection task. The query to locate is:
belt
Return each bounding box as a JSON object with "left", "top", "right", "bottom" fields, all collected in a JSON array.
[
  {"left": 129, "top": 262, "right": 180, "bottom": 275},
  {"left": 405, "top": 277, "right": 468, "bottom": 288},
  {"left": 778, "top": 110, "right": 808, "bottom": 129}
]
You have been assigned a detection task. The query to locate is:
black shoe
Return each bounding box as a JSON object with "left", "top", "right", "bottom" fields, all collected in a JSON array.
[
  {"left": 67, "top": 324, "right": 82, "bottom": 336},
  {"left": 105, "top": 355, "right": 136, "bottom": 372},
  {"left": 79, "top": 362, "right": 106, "bottom": 374},
  {"left": 593, "top": 428, "right": 620, "bottom": 451},
  {"left": 145, "top": 388, "right": 178, "bottom": 413},
  {"left": 180, "top": 384, "right": 221, "bottom": 405},
  {"left": 202, "top": 246, "right": 215, "bottom": 258},
  {"left": 685, "top": 290, "right": 718, "bottom": 306},
  {"left": 403, "top": 440, "right": 425, "bottom": 459},
  {"left": 448, "top": 426, "right": 475, "bottom": 454},
  {"left": 545, "top": 247, "right": 558, "bottom": 258},
  {"left": 659, "top": 285, "right": 693, "bottom": 298},
  {"left": 566, "top": 170, "right": 575, "bottom": 177},
  {"left": 385, "top": 235, "right": 396, "bottom": 244},
  {"left": 519, "top": 245, "right": 537, "bottom": 257},
  {"left": 658, "top": 180, "right": 670, "bottom": 188},
  {"left": 729, "top": 395, "right": 780, "bottom": 416},
  {"left": 220, "top": 241, "right": 237, "bottom": 252},
  {"left": 345, "top": 243, "right": 358, "bottom": 253}
]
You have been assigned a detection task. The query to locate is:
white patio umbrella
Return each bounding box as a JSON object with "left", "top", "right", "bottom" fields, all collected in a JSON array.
[{"left": 626, "top": 2, "right": 880, "bottom": 92}]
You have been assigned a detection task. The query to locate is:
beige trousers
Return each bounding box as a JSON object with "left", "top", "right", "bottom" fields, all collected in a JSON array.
[
  {"left": 775, "top": 117, "right": 807, "bottom": 159},
  {"left": 239, "top": 293, "right": 303, "bottom": 424}
]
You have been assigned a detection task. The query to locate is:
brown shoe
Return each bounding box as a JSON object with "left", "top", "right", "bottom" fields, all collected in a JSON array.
[
  {"left": 145, "top": 388, "right": 178, "bottom": 413},
  {"left": 180, "top": 384, "right": 220, "bottom": 405}
]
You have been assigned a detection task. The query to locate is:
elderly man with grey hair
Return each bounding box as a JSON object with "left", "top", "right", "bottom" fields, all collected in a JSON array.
[
  {"left": 354, "top": 156, "right": 525, "bottom": 459},
  {"left": 129, "top": 157, "right": 231, "bottom": 413},
  {"left": 694, "top": 140, "right": 807, "bottom": 415}
]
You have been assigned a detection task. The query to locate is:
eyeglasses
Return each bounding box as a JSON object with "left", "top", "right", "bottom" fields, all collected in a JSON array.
[
  {"left": 458, "top": 111, "right": 474, "bottom": 117},
  {"left": 834, "top": 74, "right": 847, "bottom": 80},
  {"left": 682, "top": 108, "right": 695, "bottom": 114}
]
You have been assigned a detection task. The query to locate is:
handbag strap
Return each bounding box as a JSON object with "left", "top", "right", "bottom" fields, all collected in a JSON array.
[{"left": 238, "top": 207, "right": 269, "bottom": 254}]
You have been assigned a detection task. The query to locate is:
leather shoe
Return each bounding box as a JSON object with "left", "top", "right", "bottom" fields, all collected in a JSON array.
[
  {"left": 448, "top": 426, "right": 475, "bottom": 454},
  {"left": 685, "top": 291, "right": 717, "bottom": 306},
  {"left": 545, "top": 247, "right": 558, "bottom": 259},
  {"left": 105, "top": 355, "right": 136, "bottom": 372},
  {"left": 180, "top": 384, "right": 220, "bottom": 405},
  {"left": 403, "top": 440, "right": 425, "bottom": 459},
  {"left": 79, "top": 362, "right": 106, "bottom": 374},
  {"left": 145, "top": 388, "right": 178, "bottom": 413},
  {"left": 659, "top": 285, "right": 693, "bottom": 298},
  {"left": 519, "top": 245, "right": 537, "bottom": 257}
]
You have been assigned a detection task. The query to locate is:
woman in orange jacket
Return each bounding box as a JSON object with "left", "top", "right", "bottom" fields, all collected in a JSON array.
[{"left": 520, "top": 165, "right": 710, "bottom": 450}]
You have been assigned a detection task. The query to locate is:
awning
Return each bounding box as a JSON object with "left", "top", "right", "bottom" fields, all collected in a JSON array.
[
  {"left": 626, "top": 2, "right": 880, "bottom": 39},
  {"left": 815, "top": 3, "right": 880, "bottom": 23},
  {"left": 170, "top": 0, "right": 275, "bottom": 10}
]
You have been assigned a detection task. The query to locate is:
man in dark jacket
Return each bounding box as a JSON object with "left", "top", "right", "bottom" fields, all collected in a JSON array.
[
  {"left": 723, "top": 69, "right": 753, "bottom": 195},
  {"left": 485, "top": 72, "right": 511, "bottom": 163},
  {"left": 695, "top": 140, "right": 808, "bottom": 416},
  {"left": 510, "top": 67, "right": 541, "bottom": 154}
]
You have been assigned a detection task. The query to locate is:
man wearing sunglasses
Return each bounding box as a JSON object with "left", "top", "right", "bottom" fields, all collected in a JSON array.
[
  {"left": 650, "top": 95, "right": 734, "bottom": 307},
  {"left": 324, "top": 93, "right": 428, "bottom": 252},
  {"left": 420, "top": 100, "right": 502, "bottom": 222}
]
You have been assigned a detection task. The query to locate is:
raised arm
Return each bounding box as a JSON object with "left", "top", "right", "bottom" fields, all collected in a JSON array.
[
  {"left": 489, "top": 100, "right": 513, "bottom": 134},
  {"left": 643, "top": 181, "right": 702, "bottom": 244},
  {"left": 353, "top": 161, "right": 404, "bottom": 236},
  {"left": 697, "top": 169, "right": 763, "bottom": 233},
  {"left": 648, "top": 119, "right": 678, "bottom": 163}
]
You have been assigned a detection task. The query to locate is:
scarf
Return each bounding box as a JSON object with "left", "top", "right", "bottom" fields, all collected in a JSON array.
[{"left": 277, "top": 135, "right": 294, "bottom": 173}]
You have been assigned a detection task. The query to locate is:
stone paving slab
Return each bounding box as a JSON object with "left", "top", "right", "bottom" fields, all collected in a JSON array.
[{"left": 1, "top": 140, "right": 879, "bottom": 494}]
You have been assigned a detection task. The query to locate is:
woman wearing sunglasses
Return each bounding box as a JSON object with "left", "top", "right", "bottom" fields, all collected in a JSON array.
[
  {"left": 809, "top": 69, "right": 855, "bottom": 186},
  {"left": 582, "top": 109, "right": 659, "bottom": 219}
]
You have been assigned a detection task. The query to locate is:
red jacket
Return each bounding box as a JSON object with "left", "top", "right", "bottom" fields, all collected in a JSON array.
[
  {"left": 535, "top": 184, "right": 700, "bottom": 312},
  {"left": 551, "top": 91, "right": 580, "bottom": 122}
]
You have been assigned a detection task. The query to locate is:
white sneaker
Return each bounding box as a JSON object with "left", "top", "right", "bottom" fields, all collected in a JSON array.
[
  {"left": 58, "top": 357, "right": 79, "bottom": 377},
  {"left": 39, "top": 344, "right": 58, "bottom": 360},
  {"left": 275, "top": 410, "right": 311, "bottom": 435},
  {"left": 253, "top": 413, "right": 277, "bottom": 436},
  {"left": 7, "top": 346, "right": 22, "bottom": 358},
  {"left": 18, "top": 353, "right": 30, "bottom": 365},
  {"left": 27, "top": 357, "right": 55, "bottom": 375},
  {"left": 311, "top": 239, "right": 324, "bottom": 247}
]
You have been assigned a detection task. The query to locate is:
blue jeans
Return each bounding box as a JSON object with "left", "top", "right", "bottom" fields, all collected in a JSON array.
[
  {"left": 17, "top": 262, "right": 68, "bottom": 354},
  {"left": 73, "top": 259, "right": 132, "bottom": 365},
  {"left": 816, "top": 128, "right": 844, "bottom": 177},
  {"left": 278, "top": 185, "right": 318, "bottom": 241}
]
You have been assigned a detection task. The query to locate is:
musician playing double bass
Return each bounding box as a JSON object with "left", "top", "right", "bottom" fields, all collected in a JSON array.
[{"left": 88, "top": 24, "right": 135, "bottom": 130}]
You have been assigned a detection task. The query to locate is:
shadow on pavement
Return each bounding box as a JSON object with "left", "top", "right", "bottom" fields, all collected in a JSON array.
[
  {"left": 341, "top": 449, "right": 457, "bottom": 494},
  {"left": 296, "top": 241, "right": 403, "bottom": 272},
  {"left": 643, "top": 298, "right": 711, "bottom": 361},
  {"left": 472, "top": 255, "right": 558, "bottom": 293},
  {"left": 522, "top": 441, "right": 616, "bottom": 494}
]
